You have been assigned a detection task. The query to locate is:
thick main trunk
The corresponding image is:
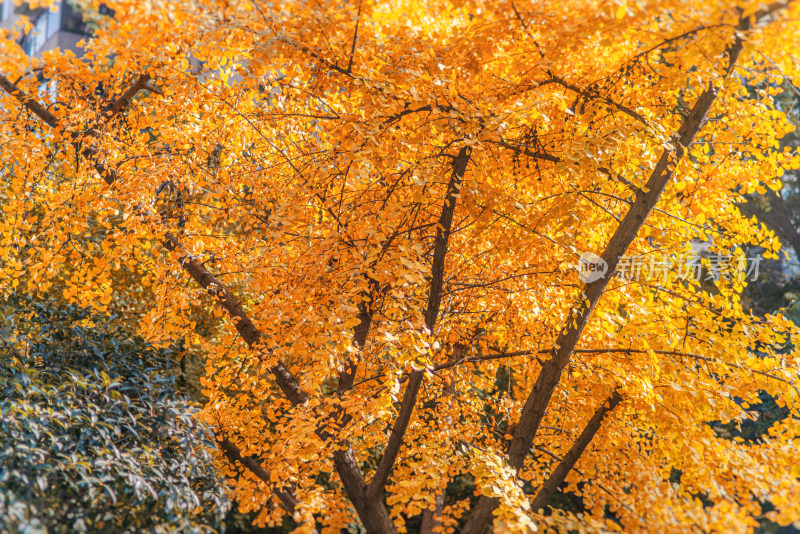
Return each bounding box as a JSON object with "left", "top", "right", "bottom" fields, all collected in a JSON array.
[
  {"left": 334, "top": 448, "right": 398, "bottom": 533},
  {"left": 462, "top": 11, "right": 757, "bottom": 533}
]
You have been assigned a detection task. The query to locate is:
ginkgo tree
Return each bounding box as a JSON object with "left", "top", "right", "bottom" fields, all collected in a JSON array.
[{"left": 3, "top": 0, "right": 800, "bottom": 532}]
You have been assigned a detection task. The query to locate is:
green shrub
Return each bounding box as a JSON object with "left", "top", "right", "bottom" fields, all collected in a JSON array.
[{"left": 0, "top": 295, "right": 230, "bottom": 533}]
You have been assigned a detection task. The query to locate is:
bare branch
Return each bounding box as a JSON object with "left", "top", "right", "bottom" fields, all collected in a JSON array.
[
  {"left": 530, "top": 391, "right": 623, "bottom": 512},
  {"left": 0, "top": 73, "right": 59, "bottom": 127},
  {"left": 488, "top": 139, "right": 560, "bottom": 162},
  {"left": 510, "top": 1, "right": 544, "bottom": 57},
  {"left": 537, "top": 75, "right": 650, "bottom": 127},
  {"left": 347, "top": 0, "right": 362, "bottom": 73},
  {"left": 368, "top": 146, "right": 472, "bottom": 497},
  {"left": 218, "top": 437, "right": 298, "bottom": 513}
]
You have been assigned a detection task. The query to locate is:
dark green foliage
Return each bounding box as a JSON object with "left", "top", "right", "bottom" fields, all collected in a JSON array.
[
  {"left": 0, "top": 295, "right": 230, "bottom": 533},
  {"left": 738, "top": 264, "right": 800, "bottom": 533}
]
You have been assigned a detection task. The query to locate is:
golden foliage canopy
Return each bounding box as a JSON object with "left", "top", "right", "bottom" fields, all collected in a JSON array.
[{"left": 4, "top": 0, "right": 800, "bottom": 532}]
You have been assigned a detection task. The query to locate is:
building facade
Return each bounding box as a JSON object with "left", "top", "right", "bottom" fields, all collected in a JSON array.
[{"left": 0, "top": 0, "right": 86, "bottom": 57}]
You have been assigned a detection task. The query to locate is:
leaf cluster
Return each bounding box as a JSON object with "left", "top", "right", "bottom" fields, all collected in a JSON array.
[{"left": 0, "top": 294, "right": 230, "bottom": 533}]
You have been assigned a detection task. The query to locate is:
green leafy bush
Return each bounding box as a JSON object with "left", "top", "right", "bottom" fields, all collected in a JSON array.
[{"left": 0, "top": 295, "right": 229, "bottom": 533}]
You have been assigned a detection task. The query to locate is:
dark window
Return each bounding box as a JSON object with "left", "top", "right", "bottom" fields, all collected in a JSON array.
[{"left": 60, "top": 2, "right": 88, "bottom": 35}]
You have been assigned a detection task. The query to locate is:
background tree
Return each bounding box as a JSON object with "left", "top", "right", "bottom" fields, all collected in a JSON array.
[
  {"left": 4, "top": 1, "right": 800, "bottom": 532},
  {"left": 0, "top": 293, "right": 230, "bottom": 533}
]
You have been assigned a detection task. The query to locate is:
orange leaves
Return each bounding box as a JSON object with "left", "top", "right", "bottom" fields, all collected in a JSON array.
[
  {"left": 5, "top": 0, "right": 800, "bottom": 531},
  {"left": 468, "top": 447, "right": 538, "bottom": 532}
]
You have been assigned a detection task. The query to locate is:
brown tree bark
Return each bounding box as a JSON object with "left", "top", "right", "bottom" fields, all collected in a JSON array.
[
  {"left": 368, "top": 147, "right": 471, "bottom": 497},
  {"left": 420, "top": 491, "right": 445, "bottom": 534},
  {"left": 529, "top": 391, "right": 622, "bottom": 513},
  {"left": 218, "top": 436, "right": 298, "bottom": 514},
  {"left": 461, "top": 6, "right": 778, "bottom": 532}
]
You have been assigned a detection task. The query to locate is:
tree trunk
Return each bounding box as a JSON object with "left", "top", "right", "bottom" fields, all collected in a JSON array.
[
  {"left": 462, "top": 10, "right": 758, "bottom": 533},
  {"left": 529, "top": 391, "right": 622, "bottom": 513},
  {"left": 420, "top": 491, "right": 445, "bottom": 534}
]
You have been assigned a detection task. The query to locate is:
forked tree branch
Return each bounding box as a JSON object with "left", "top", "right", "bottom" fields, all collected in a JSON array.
[
  {"left": 368, "top": 146, "right": 472, "bottom": 498},
  {"left": 462, "top": 4, "right": 790, "bottom": 531},
  {"left": 529, "top": 391, "right": 623, "bottom": 512},
  {"left": 218, "top": 437, "right": 298, "bottom": 513}
]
